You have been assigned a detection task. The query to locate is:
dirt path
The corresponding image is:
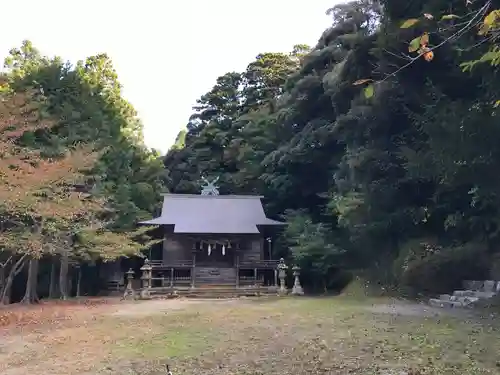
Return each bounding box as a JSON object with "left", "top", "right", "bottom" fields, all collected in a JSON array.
[
  {"left": 367, "top": 299, "right": 499, "bottom": 325},
  {"left": 367, "top": 300, "right": 463, "bottom": 317},
  {"left": 110, "top": 298, "right": 239, "bottom": 317}
]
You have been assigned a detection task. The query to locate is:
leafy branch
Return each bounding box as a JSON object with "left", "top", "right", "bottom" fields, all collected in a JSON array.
[{"left": 354, "top": 1, "right": 498, "bottom": 100}]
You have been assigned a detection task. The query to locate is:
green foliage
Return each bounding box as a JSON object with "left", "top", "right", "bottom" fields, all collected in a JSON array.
[
  {"left": 73, "top": 226, "right": 160, "bottom": 261},
  {"left": 171, "top": 130, "right": 186, "bottom": 150},
  {"left": 160, "top": 0, "right": 500, "bottom": 294},
  {"left": 461, "top": 45, "right": 500, "bottom": 71},
  {"left": 400, "top": 242, "right": 490, "bottom": 295},
  {"left": 3, "top": 1, "right": 498, "bottom": 299},
  {"left": 284, "top": 210, "right": 345, "bottom": 279}
]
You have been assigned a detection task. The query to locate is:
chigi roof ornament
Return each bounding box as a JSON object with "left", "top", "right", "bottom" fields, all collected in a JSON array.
[{"left": 200, "top": 176, "right": 220, "bottom": 196}]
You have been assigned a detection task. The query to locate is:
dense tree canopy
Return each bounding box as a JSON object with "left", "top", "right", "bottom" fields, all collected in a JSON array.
[
  {"left": 164, "top": 0, "right": 500, "bottom": 293},
  {"left": 0, "top": 41, "right": 163, "bottom": 303},
  {"left": 1, "top": 0, "right": 499, "bottom": 301}
]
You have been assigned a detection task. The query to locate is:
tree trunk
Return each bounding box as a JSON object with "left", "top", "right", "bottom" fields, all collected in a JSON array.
[
  {"left": 76, "top": 267, "right": 82, "bottom": 298},
  {"left": 49, "top": 261, "right": 59, "bottom": 299},
  {"left": 0, "top": 253, "right": 28, "bottom": 305},
  {"left": 67, "top": 269, "right": 73, "bottom": 297},
  {"left": 59, "top": 251, "right": 69, "bottom": 300},
  {"left": 21, "top": 258, "right": 39, "bottom": 304},
  {"left": 0, "top": 266, "right": 4, "bottom": 293}
]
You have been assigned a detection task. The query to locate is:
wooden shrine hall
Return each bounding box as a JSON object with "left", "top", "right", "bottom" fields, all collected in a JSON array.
[{"left": 139, "top": 178, "right": 285, "bottom": 293}]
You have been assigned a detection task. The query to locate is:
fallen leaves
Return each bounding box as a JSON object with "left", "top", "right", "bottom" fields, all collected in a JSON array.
[
  {"left": 0, "top": 297, "right": 113, "bottom": 329},
  {"left": 2, "top": 298, "right": 499, "bottom": 375}
]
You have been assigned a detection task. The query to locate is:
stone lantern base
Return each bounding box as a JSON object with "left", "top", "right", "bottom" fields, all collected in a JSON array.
[
  {"left": 140, "top": 288, "right": 152, "bottom": 300},
  {"left": 291, "top": 284, "right": 304, "bottom": 296}
]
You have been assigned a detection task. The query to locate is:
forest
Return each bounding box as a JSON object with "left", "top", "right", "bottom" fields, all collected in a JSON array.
[{"left": 1, "top": 0, "right": 500, "bottom": 303}]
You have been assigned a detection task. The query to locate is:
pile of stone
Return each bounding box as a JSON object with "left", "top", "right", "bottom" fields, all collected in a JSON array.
[{"left": 429, "top": 280, "right": 500, "bottom": 308}]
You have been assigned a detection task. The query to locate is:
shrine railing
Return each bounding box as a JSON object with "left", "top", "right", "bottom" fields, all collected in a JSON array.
[
  {"left": 150, "top": 259, "right": 280, "bottom": 269},
  {"left": 239, "top": 260, "right": 280, "bottom": 269},
  {"left": 150, "top": 260, "right": 193, "bottom": 269}
]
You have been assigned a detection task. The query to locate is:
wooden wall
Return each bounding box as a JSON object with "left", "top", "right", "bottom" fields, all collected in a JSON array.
[
  {"left": 162, "top": 229, "right": 264, "bottom": 263},
  {"left": 239, "top": 235, "right": 263, "bottom": 262},
  {"left": 162, "top": 232, "right": 192, "bottom": 262}
]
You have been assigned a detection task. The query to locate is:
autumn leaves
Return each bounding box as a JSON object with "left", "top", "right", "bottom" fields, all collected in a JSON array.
[
  {"left": 0, "top": 92, "right": 101, "bottom": 220},
  {"left": 407, "top": 32, "right": 434, "bottom": 62}
]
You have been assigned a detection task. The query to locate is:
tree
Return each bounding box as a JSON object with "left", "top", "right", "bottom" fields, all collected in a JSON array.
[
  {"left": 162, "top": 0, "right": 500, "bottom": 293},
  {"left": 0, "top": 57, "right": 160, "bottom": 302},
  {"left": 284, "top": 210, "right": 346, "bottom": 292},
  {"left": 164, "top": 50, "right": 304, "bottom": 196}
]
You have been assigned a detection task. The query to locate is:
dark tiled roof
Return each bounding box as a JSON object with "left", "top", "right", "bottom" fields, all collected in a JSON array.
[{"left": 139, "top": 194, "right": 284, "bottom": 234}]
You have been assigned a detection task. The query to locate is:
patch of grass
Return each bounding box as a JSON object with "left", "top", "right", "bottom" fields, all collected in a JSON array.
[{"left": 111, "top": 312, "right": 219, "bottom": 359}]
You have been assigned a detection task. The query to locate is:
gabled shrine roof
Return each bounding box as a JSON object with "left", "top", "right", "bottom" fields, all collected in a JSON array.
[{"left": 139, "top": 194, "right": 284, "bottom": 234}]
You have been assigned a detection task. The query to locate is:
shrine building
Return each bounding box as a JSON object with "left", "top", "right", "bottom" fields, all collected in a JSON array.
[{"left": 138, "top": 179, "right": 285, "bottom": 290}]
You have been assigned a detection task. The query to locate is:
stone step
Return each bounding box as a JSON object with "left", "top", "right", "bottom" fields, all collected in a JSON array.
[
  {"left": 462, "top": 280, "right": 484, "bottom": 291},
  {"left": 439, "top": 294, "right": 479, "bottom": 304},
  {"left": 196, "top": 284, "right": 237, "bottom": 289},
  {"left": 430, "top": 280, "right": 500, "bottom": 309},
  {"left": 153, "top": 294, "right": 276, "bottom": 299},
  {"left": 439, "top": 294, "right": 453, "bottom": 301},
  {"left": 429, "top": 298, "right": 471, "bottom": 308},
  {"left": 195, "top": 278, "right": 236, "bottom": 282},
  {"left": 150, "top": 287, "right": 277, "bottom": 299},
  {"left": 463, "top": 280, "right": 500, "bottom": 293},
  {"left": 195, "top": 267, "right": 236, "bottom": 274},
  {"left": 453, "top": 290, "right": 496, "bottom": 299},
  {"left": 195, "top": 274, "right": 236, "bottom": 278},
  {"left": 195, "top": 267, "right": 237, "bottom": 285},
  {"left": 150, "top": 286, "right": 277, "bottom": 294}
]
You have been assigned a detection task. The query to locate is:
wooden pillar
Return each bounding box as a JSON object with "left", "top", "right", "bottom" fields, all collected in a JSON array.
[
  {"left": 170, "top": 267, "right": 174, "bottom": 288},
  {"left": 274, "top": 268, "right": 278, "bottom": 287},
  {"left": 235, "top": 250, "right": 240, "bottom": 288},
  {"left": 254, "top": 268, "right": 257, "bottom": 285},
  {"left": 191, "top": 249, "right": 196, "bottom": 288},
  {"left": 260, "top": 237, "right": 265, "bottom": 259}
]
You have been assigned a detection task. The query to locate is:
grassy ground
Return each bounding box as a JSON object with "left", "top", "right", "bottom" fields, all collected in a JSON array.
[{"left": 1, "top": 297, "right": 499, "bottom": 375}]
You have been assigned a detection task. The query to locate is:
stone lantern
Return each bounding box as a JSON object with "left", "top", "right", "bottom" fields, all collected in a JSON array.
[
  {"left": 140, "top": 258, "right": 153, "bottom": 299},
  {"left": 277, "top": 258, "right": 288, "bottom": 295},
  {"left": 123, "top": 268, "right": 135, "bottom": 300},
  {"left": 291, "top": 265, "right": 304, "bottom": 296}
]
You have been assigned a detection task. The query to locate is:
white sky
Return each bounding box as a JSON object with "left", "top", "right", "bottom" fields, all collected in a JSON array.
[{"left": 2, "top": 0, "right": 339, "bottom": 154}]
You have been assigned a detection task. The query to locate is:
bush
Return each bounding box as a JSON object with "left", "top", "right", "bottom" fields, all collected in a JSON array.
[
  {"left": 490, "top": 253, "right": 500, "bottom": 280},
  {"left": 400, "top": 242, "right": 490, "bottom": 296},
  {"left": 298, "top": 267, "right": 352, "bottom": 294},
  {"left": 329, "top": 269, "right": 353, "bottom": 292}
]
